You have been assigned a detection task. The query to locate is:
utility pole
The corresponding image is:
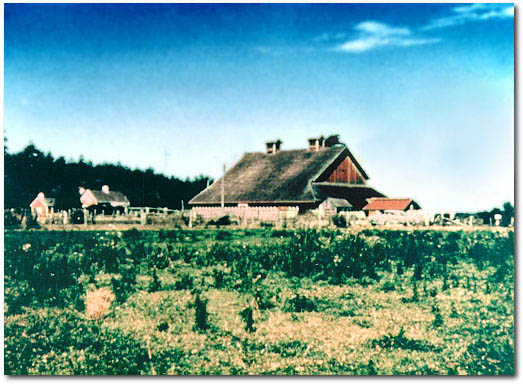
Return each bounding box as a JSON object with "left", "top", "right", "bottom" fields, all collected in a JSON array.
[{"left": 221, "top": 163, "right": 225, "bottom": 209}]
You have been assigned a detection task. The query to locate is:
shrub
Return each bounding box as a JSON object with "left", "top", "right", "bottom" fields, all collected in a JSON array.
[
  {"left": 432, "top": 303, "right": 444, "bottom": 328},
  {"left": 372, "top": 327, "right": 436, "bottom": 352},
  {"left": 149, "top": 269, "right": 162, "bottom": 292},
  {"left": 331, "top": 214, "right": 348, "bottom": 228},
  {"left": 175, "top": 273, "right": 194, "bottom": 291},
  {"left": 70, "top": 209, "right": 85, "bottom": 224},
  {"left": 283, "top": 293, "right": 316, "bottom": 313},
  {"left": 212, "top": 268, "right": 228, "bottom": 289},
  {"left": 193, "top": 294, "right": 209, "bottom": 331},
  {"left": 240, "top": 307, "right": 255, "bottom": 332},
  {"left": 207, "top": 215, "right": 233, "bottom": 227}
]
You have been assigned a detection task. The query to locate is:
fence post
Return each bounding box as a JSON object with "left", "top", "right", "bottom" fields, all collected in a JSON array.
[{"left": 83, "top": 209, "right": 88, "bottom": 225}]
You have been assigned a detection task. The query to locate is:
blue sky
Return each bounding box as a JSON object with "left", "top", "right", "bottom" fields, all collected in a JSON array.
[{"left": 4, "top": 3, "right": 514, "bottom": 212}]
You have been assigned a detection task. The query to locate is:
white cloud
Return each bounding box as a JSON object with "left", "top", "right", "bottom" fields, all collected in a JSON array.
[
  {"left": 423, "top": 3, "right": 514, "bottom": 30},
  {"left": 356, "top": 21, "right": 410, "bottom": 37},
  {"left": 336, "top": 21, "right": 440, "bottom": 53}
]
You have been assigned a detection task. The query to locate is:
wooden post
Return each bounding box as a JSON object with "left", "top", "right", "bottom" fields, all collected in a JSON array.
[
  {"left": 221, "top": 163, "right": 225, "bottom": 209},
  {"left": 83, "top": 209, "right": 88, "bottom": 225},
  {"left": 189, "top": 209, "right": 193, "bottom": 228}
]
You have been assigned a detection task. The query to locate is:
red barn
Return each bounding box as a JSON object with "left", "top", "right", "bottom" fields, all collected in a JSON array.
[{"left": 189, "top": 135, "right": 386, "bottom": 212}]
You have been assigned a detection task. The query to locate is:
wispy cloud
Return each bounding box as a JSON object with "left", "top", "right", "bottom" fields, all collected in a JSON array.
[
  {"left": 335, "top": 21, "right": 440, "bottom": 53},
  {"left": 257, "top": 4, "right": 513, "bottom": 55},
  {"left": 332, "top": 4, "right": 513, "bottom": 54},
  {"left": 423, "top": 3, "right": 513, "bottom": 30}
]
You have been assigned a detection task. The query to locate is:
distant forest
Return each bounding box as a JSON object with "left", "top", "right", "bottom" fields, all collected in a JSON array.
[{"left": 4, "top": 142, "right": 212, "bottom": 210}]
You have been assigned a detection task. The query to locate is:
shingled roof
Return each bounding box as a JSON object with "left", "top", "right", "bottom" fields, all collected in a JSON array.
[
  {"left": 90, "top": 190, "right": 130, "bottom": 205},
  {"left": 362, "top": 198, "right": 420, "bottom": 211},
  {"left": 189, "top": 146, "right": 374, "bottom": 206}
]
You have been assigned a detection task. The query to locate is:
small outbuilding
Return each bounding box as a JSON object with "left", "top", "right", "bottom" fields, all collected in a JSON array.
[
  {"left": 362, "top": 198, "right": 421, "bottom": 215},
  {"left": 319, "top": 197, "right": 353, "bottom": 216},
  {"left": 30, "top": 192, "right": 55, "bottom": 217}
]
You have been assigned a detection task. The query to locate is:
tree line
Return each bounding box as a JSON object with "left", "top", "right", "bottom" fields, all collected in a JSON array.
[{"left": 4, "top": 142, "right": 212, "bottom": 210}]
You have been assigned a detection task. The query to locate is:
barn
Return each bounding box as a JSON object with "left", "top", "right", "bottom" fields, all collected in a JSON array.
[
  {"left": 80, "top": 185, "right": 130, "bottom": 214},
  {"left": 189, "top": 135, "right": 386, "bottom": 212}
]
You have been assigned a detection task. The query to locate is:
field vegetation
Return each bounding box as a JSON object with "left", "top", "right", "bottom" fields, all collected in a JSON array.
[{"left": 4, "top": 228, "right": 514, "bottom": 375}]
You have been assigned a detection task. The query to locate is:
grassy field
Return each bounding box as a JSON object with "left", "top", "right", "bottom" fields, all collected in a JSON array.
[{"left": 4, "top": 228, "right": 514, "bottom": 375}]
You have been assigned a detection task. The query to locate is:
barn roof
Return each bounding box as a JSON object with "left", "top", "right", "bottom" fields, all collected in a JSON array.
[
  {"left": 90, "top": 190, "right": 130, "bottom": 205},
  {"left": 190, "top": 146, "right": 360, "bottom": 205},
  {"left": 362, "top": 198, "right": 420, "bottom": 211}
]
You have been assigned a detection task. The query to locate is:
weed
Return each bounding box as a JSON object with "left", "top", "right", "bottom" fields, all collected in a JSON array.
[
  {"left": 149, "top": 269, "right": 161, "bottom": 292},
  {"left": 193, "top": 293, "right": 209, "bottom": 331},
  {"left": 432, "top": 303, "right": 444, "bottom": 328},
  {"left": 240, "top": 307, "right": 255, "bottom": 332}
]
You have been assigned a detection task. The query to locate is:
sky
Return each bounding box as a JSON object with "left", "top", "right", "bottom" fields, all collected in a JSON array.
[{"left": 3, "top": 2, "right": 514, "bottom": 213}]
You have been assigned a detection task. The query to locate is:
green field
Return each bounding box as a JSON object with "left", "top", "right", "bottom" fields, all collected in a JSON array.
[{"left": 4, "top": 228, "right": 514, "bottom": 375}]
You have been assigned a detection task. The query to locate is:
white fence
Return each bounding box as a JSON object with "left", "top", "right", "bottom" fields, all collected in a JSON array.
[{"left": 191, "top": 206, "right": 299, "bottom": 222}]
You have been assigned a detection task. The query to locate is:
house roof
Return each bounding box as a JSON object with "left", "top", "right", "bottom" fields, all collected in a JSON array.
[
  {"left": 362, "top": 198, "right": 420, "bottom": 211},
  {"left": 190, "top": 146, "right": 358, "bottom": 205},
  {"left": 90, "top": 190, "right": 130, "bottom": 205},
  {"left": 30, "top": 194, "right": 55, "bottom": 208}
]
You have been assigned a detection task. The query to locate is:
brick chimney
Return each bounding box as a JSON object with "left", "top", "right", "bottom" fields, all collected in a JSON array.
[
  {"left": 266, "top": 139, "right": 282, "bottom": 154},
  {"left": 309, "top": 134, "right": 339, "bottom": 151},
  {"left": 308, "top": 135, "right": 326, "bottom": 151}
]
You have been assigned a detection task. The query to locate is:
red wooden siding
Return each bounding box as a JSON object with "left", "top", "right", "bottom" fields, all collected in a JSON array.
[{"left": 326, "top": 157, "right": 365, "bottom": 184}]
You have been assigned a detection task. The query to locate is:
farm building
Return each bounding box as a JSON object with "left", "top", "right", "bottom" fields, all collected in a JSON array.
[
  {"left": 362, "top": 198, "right": 421, "bottom": 215},
  {"left": 319, "top": 197, "right": 353, "bottom": 216},
  {"left": 30, "top": 192, "right": 55, "bottom": 217},
  {"left": 80, "top": 185, "right": 130, "bottom": 214},
  {"left": 189, "top": 135, "right": 386, "bottom": 213}
]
